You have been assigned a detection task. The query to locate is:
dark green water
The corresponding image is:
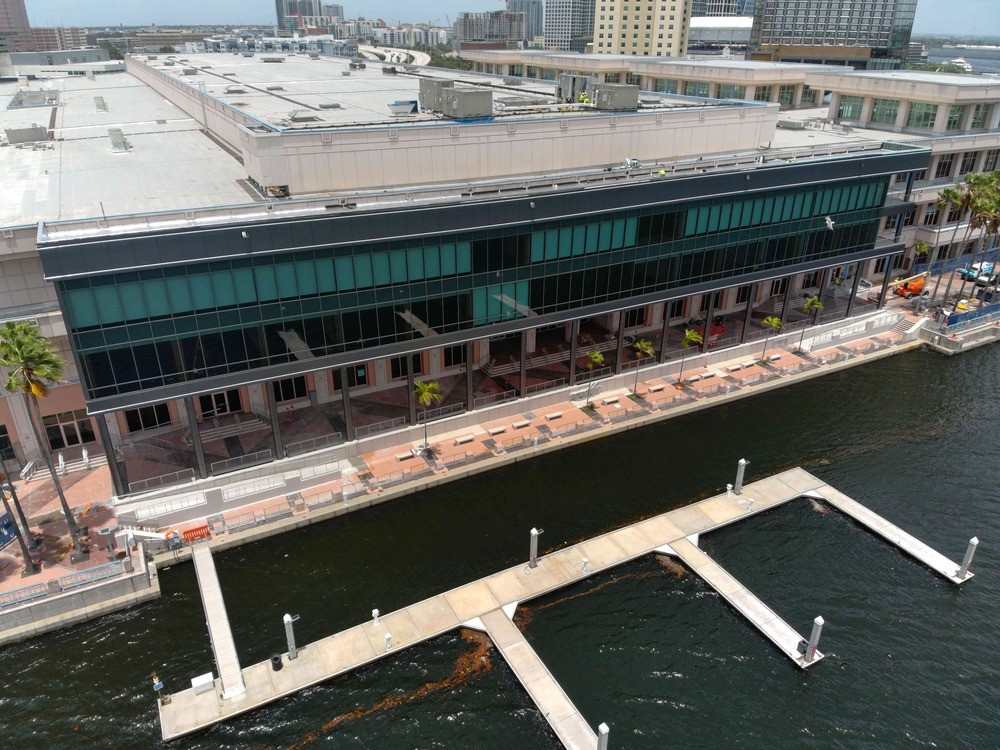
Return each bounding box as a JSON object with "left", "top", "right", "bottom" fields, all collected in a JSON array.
[{"left": 1, "top": 346, "right": 997, "bottom": 748}]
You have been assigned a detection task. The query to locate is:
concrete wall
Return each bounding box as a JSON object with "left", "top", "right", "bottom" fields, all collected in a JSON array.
[{"left": 0, "top": 563, "right": 158, "bottom": 646}]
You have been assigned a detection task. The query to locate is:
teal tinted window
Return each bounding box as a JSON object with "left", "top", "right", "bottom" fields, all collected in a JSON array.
[
  {"left": 585, "top": 223, "right": 599, "bottom": 253},
  {"left": 295, "top": 261, "right": 317, "bottom": 296},
  {"left": 275, "top": 264, "right": 298, "bottom": 298},
  {"left": 530, "top": 232, "right": 545, "bottom": 262},
  {"left": 440, "top": 243, "right": 457, "bottom": 275},
  {"left": 253, "top": 267, "right": 277, "bottom": 302},
  {"left": 407, "top": 248, "right": 424, "bottom": 280},
  {"left": 211, "top": 272, "right": 237, "bottom": 307},
  {"left": 334, "top": 256, "right": 355, "bottom": 290},
  {"left": 189, "top": 273, "right": 214, "bottom": 308},
  {"left": 371, "top": 252, "right": 390, "bottom": 286},
  {"left": 316, "top": 258, "right": 336, "bottom": 293},
  {"left": 598, "top": 222, "right": 613, "bottom": 251},
  {"left": 423, "top": 246, "right": 441, "bottom": 277},
  {"left": 233, "top": 268, "right": 256, "bottom": 303},
  {"left": 390, "top": 250, "right": 408, "bottom": 283},
  {"left": 354, "top": 254, "right": 374, "bottom": 288},
  {"left": 167, "top": 276, "right": 196, "bottom": 311},
  {"left": 624, "top": 217, "right": 637, "bottom": 247},
  {"left": 66, "top": 289, "right": 99, "bottom": 328},
  {"left": 119, "top": 283, "right": 147, "bottom": 319},
  {"left": 611, "top": 219, "right": 626, "bottom": 249},
  {"left": 558, "top": 228, "right": 573, "bottom": 258},
  {"left": 544, "top": 229, "right": 559, "bottom": 260},
  {"left": 572, "top": 225, "right": 588, "bottom": 256}
]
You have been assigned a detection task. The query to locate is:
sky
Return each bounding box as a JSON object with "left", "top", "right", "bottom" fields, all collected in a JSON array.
[{"left": 22, "top": 0, "right": 1000, "bottom": 36}]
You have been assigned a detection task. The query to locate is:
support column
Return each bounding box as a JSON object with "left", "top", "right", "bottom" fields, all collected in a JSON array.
[
  {"left": 658, "top": 305, "right": 672, "bottom": 363},
  {"left": 895, "top": 101, "right": 909, "bottom": 130},
  {"left": 314, "top": 370, "right": 333, "bottom": 405},
  {"left": 339, "top": 368, "right": 354, "bottom": 441},
  {"left": 779, "top": 278, "right": 793, "bottom": 326},
  {"left": 406, "top": 356, "right": 417, "bottom": 425},
  {"left": 267, "top": 388, "right": 284, "bottom": 459},
  {"left": 95, "top": 415, "right": 126, "bottom": 497},
  {"left": 741, "top": 282, "right": 759, "bottom": 343},
  {"left": 184, "top": 397, "right": 208, "bottom": 479},
  {"left": 519, "top": 330, "right": 528, "bottom": 397},
  {"left": 846, "top": 262, "right": 863, "bottom": 317},
  {"left": 465, "top": 341, "right": 475, "bottom": 412},
  {"left": 568, "top": 319, "right": 580, "bottom": 385},
  {"left": 932, "top": 103, "right": 950, "bottom": 134},
  {"left": 877, "top": 260, "right": 894, "bottom": 309},
  {"left": 614, "top": 316, "right": 626, "bottom": 374},
  {"left": 701, "top": 295, "right": 715, "bottom": 353}
]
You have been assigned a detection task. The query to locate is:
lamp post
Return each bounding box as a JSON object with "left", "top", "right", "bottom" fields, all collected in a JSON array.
[{"left": 0, "top": 451, "right": 36, "bottom": 550}]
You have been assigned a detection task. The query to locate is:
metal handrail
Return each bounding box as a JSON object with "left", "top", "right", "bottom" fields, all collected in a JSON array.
[{"left": 210, "top": 449, "right": 274, "bottom": 475}]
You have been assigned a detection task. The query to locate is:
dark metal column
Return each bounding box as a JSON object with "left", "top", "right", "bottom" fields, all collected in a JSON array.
[
  {"left": 778, "top": 277, "right": 794, "bottom": 326},
  {"left": 519, "top": 330, "right": 528, "bottom": 397},
  {"left": 267, "top": 387, "right": 284, "bottom": 459},
  {"left": 701, "top": 295, "right": 716, "bottom": 353},
  {"left": 339, "top": 368, "right": 354, "bottom": 441},
  {"left": 614, "top": 312, "right": 626, "bottom": 373},
  {"left": 568, "top": 320, "right": 580, "bottom": 386},
  {"left": 659, "top": 303, "right": 673, "bottom": 362},
  {"left": 183, "top": 397, "right": 208, "bottom": 479},
  {"left": 406, "top": 356, "right": 417, "bottom": 425},
  {"left": 740, "top": 282, "right": 758, "bottom": 344},
  {"left": 877, "top": 258, "right": 894, "bottom": 309},
  {"left": 846, "top": 262, "right": 863, "bottom": 317},
  {"left": 95, "top": 415, "right": 126, "bottom": 497},
  {"left": 465, "top": 341, "right": 475, "bottom": 412}
]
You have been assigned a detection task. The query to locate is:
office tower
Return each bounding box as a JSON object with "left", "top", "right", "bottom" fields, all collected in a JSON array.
[
  {"left": 594, "top": 0, "right": 691, "bottom": 56},
  {"left": 749, "top": 0, "right": 918, "bottom": 69},
  {"left": 0, "top": 0, "right": 30, "bottom": 33},
  {"left": 507, "top": 0, "right": 544, "bottom": 41},
  {"left": 456, "top": 11, "right": 527, "bottom": 44},
  {"left": 544, "top": 0, "right": 595, "bottom": 51}
]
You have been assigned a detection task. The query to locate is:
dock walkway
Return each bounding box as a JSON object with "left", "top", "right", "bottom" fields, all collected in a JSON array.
[
  {"left": 663, "top": 538, "right": 822, "bottom": 668},
  {"left": 477, "top": 608, "right": 597, "bottom": 750},
  {"left": 191, "top": 546, "right": 245, "bottom": 699},
  {"left": 811, "top": 486, "right": 973, "bottom": 584},
  {"left": 160, "top": 468, "right": 975, "bottom": 744}
]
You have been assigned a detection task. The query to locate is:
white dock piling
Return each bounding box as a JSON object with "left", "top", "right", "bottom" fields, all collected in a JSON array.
[
  {"left": 529, "top": 527, "right": 540, "bottom": 568},
  {"left": 958, "top": 537, "right": 979, "bottom": 579},
  {"left": 734, "top": 458, "right": 748, "bottom": 495},
  {"left": 283, "top": 614, "right": 299, "bottom": 660},
  {"left": 384, "top": 632, "right": 392, "bottom": 651},
  {"left": 806, "top": 616, "right": 824, "bottom": 663},
  {"left": 372, "top": 608, "right": 379, "bottom": 626},
  {"left": 598, "top": 722, "right": 610, "bottom": 750}
]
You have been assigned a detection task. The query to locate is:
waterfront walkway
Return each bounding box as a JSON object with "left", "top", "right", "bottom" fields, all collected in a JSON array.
[{"left": 157, "top": 467, "right": 972, "bottom": 744}]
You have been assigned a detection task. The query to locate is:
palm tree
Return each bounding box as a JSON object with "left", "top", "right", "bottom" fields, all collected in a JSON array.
[
  {"left": 1, "top": 480, "right": 37, "bottom": 575},
  {"left": 0, "top": 451, "right": 37, "bottom": 551},
  {"left": 632, "top": 339, "right": 655, "bottom": 360},
  {"left": 412, "top": 379, "right": 443, "bottom": 455},
  {"left": 675, "top": 328, "right": 703, "bottom": 389},
  {"left": 0, "top": 321, "right": 85, "bottom": 560},
  {"left": 936, "top": 173, "right": 994, "bottom": 307},
  {"left": 798, "top": 296, "right": 824, "bottom": 351},
  {"left": 585, "top": 350, "right": 605, "bottom": 371},
  {"left": 759, "top": 315, "right": 783, "bottom": 362}
]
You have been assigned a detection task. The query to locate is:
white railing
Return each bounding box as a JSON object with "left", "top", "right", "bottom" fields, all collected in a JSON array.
[
  {"left": 221, "top": 474, "right": 286, "bottom": 502},
  {"left": 0, "top": 582, "right": 49, "bottom": 609},
  {"left": 355, "top": 416, "right": 407, "bottom": 438},
  {"left": 128, "top": 467, "right": 195, "bottom": 494},
  {"left": 285, "top": 431, "right": 343, "bottom": 457},
  {"left": 132, "top": 491, "right": 206, "bottom": 521},
  {"left": 210, "top": 448, "right": 273, "bottom": 475},
  {"left": 417, "top": 402, "right": 465, "bottom": 423},
  {"left": 58, "top": 561, "right": 125, "bottom": 591}
]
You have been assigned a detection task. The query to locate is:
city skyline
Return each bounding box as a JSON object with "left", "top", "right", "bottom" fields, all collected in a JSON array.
[{"left": 20, "top": 0, "right": 1000, "bottom": 35}]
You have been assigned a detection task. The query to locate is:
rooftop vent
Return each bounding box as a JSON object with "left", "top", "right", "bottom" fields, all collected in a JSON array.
[
  {"left": 202, "top": 65, "right": 212, "bottom": 69},
  {"left": 388, "top": 100, "right": 418, "bottom": 117},
  {"left": 181, "top": 68, "right": 197, "bottom": 75},
  {"left": 108, "top": 128, "right": 130, "bottom": 153},
  {"left": 266, "top": 85, "right": 285, "bottom": 91},
  {"left": 502, "top": 77, "right": 523, "bottom": 86},
  {"left": 288, "top": 110, "right": 319, "bottom": 122},
  {"left": 163, "top": 61, "right": 175, "bottom": 67},
  {"left": 94, "top": 96, "right": 108, "bottom": 112},
  {"left": 243, "top": 53, "right": 254, "bottom": 58},
  {"left": 224, "top": 85, "right": 247, "bottom": 94},
  {"left": 341, "top": 70, "right": 351, "bottom": 76},
  {"left": 776, "top": 119, "right": 806, "bottom": 130},
  {"left": 5, "top": 125, "right": 48, "bottom": 144},
  {"left": 8, "top": 90, "right": 59, "bottom": 109},
  {"left": 318, "top": 102, "right": 342, "bottom": 109},
  {"left": 222, "top": 72, "right": 236, "bottom": 76},
  {"left": 308, "top": 52, "right": 320, "bottom": 59},
  {"left": 261, "top": 56, "right": 284, "bottom": 63}
]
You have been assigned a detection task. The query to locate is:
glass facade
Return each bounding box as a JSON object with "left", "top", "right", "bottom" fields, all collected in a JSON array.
[
  {"left": 906, "top": 102, "right": 937, "bottom": 130},
  {"left": 970, "top": 103, "right": 990, "bottom": 130},
  {"left": 777, "top": 84, "right": 796, "bottom": 108},
  {"left": 945, "top": 104, "right": 966, "bottom": 132},
  {"left": 837, "top": 95, "right": 865, "bottom": 120},
  {"left": 716, "top": 83, "right": 746, "bottom": 100},
  {"left": 683, "top": 80, "right": 710, "bottom": 97},
  {"left": 57, "top": 178, "right": 890, "bottom": 401},
  {"left": 870, "top": 98, "right": 899, "bottom": 125}
]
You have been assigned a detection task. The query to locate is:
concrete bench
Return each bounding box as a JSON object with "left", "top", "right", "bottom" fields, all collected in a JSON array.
[
  {"left": 725, "top": 364, "right": 742, "bottom": 372},
  {"left": 545, "top": 411, "right": 563, "bottom": 420},
  {"left": 647, "top": 384, "right": 665, "bottom": 393},
  {"left": 487, "top": 426, "right": 507, "bottom": 436},
  {"left": 684, "top": 375, "right": 701, "bottom": 383},
  {"left": 602, "top": 396, "right": 620, "bottom": 405},
  {"left": 767, "top": 354, "right": 782, "bottom": 362},
  {"left": 513, "top": 420, "right": 531, "bottom": 429},
  {"left": 395, "top": 451, "right": 414, "bottom": 462},
  {"left": 740, "top": 361, "right": 756, "bottom": 368},
  {"left": 454, "top": 434, "right": 475, "bottom": 445}
]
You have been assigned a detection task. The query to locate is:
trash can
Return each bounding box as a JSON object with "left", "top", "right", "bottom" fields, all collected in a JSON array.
[{"left": 270, "top": 654, "right": 283, "bottom": 672}]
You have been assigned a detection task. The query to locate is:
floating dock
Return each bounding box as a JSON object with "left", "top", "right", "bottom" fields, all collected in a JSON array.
[
  {"left": 159, "top": 467, "right": 976, "bottom": 746},
  {"left": 191, "top": 546, "right": 245, "bottom": 699}
]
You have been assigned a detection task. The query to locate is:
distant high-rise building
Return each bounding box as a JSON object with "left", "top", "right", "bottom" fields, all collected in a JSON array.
[
  {"left": 749, "top": 0, "right": 917, "bottom": 69},
  {"left": 322, "top": 4, "right": 345, "bottom": 24},
  {"left": 456, "top": 11, "right": 526, "bottom": 45},
  {"left": 507, "top": 0, "right": 544, "bottom": 41},
  {"left": 594, "top": 0, "right": 691, "bottom": 56},
  {"left": 691, "top": 0, "right": 753, "bottom": 15},
  {"left": 31, "top": 26, "right": 88, "bottom": 51},
  {"left": 544, "top": 0, "right": 595, "bottom": 51},
  {"left": 0, "top": 0, "right": 30, "bottom": 34}
]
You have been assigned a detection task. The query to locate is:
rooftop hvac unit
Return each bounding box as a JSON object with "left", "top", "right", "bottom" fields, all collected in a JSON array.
[
  {"left": 261, "top": 56, "right": 284, "bottom": 63},
  {"left": 341, "top": 70, "right": 351, "bottom": 76},
  {"left": 288, "top": 110, "right": 319, "bottom": 122},
  {"left": 224, "top": 85, "right": 247, "bottom": 94},
  {"left": 557, "top": 73, "right": 597, "bottom": 103},
  {"left": 592, "top": 84, "right": 640, "bottom": 111},
  {"left": 182, "top": 68, "right": 196, "bottom": 75},
  {"left": 502, "top": 77, "right": 523, "bottom": 86},
  {"left": 382, "top": 66, "right": 397, "bottom": 75},
  {"left": 4, "top": 125, "right": 48, "bottom": 144},
  {"left": 776, "top": 119, "right": 806, "bottom": 130},
  {"left": 388, "top": 100, "right": 418, "bottom": 117},
  {"left": 266, "top": 85, "right": 284, "bottom": 91},
  {"left": 94, "top": 96, "right": 108, "bottom": 112},
  {"left": 163, "top": 61, "right": 175, "bottom": 66},
  {"left": 243, "top": 53, "right": 254, "bottom": 57},
  {"left": 308, "top": 52, "right": 320, "bottom": 59},
  {"left": 319, "top": 102, "right": 342, "bottom": 109}
]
